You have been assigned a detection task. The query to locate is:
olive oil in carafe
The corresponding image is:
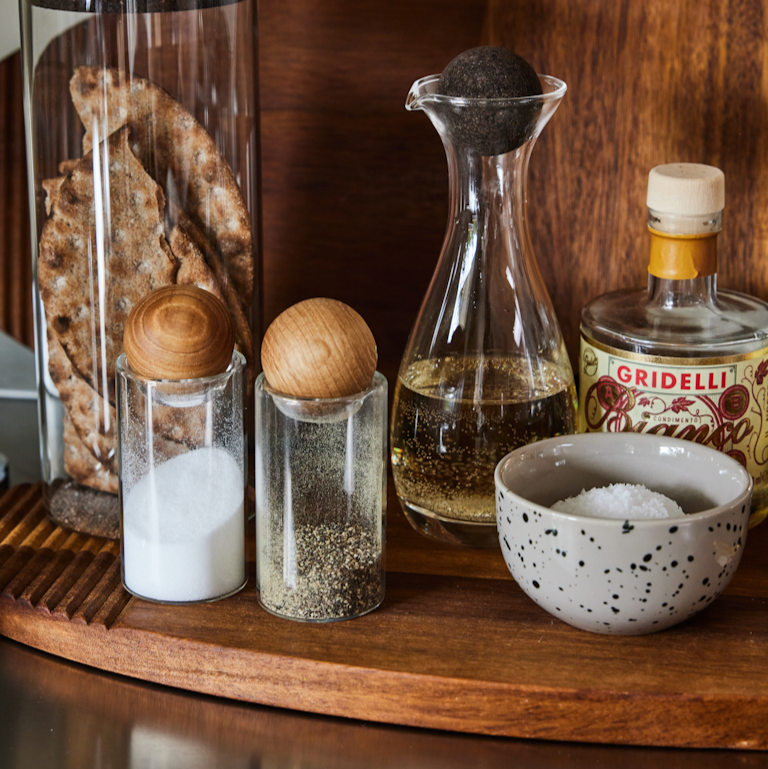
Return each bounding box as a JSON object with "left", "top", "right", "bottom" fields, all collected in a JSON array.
[{"left": 391, "top": 356, "right": 577, "bottom": 535}]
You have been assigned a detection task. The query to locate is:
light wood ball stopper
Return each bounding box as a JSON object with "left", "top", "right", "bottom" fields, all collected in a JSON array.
[
  {"left": 261, "top": 298, "right": 377, "bottom": 398},
  {"left": 124, "top": 285, "right": 235, "bottom": 380}
]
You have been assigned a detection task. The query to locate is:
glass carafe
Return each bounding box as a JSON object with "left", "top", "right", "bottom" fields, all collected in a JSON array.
[{"left": 390, "top": 74, "right": 577, "bottom": 548}]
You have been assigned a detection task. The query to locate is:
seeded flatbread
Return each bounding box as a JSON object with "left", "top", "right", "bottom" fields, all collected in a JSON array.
[
  {"left": 48, "top": 324, "right": 116, "bottom": 471},
  {"left": 38, "top": 125, "right": 177, "bottom": 404},
  {"left": 49, "top": 321, "right": 200, "bottom": 472},
  {"left": 63, "top": 413, "right": 118, "bottom": 495},
  {"left": 151, "top": 401, "right": 208, "bottom": 448},
  {"left": 171, "top": 211, "right": 255, "bottom": 390},
  {"left": 169, "top": 224, "right": 224, "bottom": 302},
  {"left": 45, "top": 161, "right": 93, "bottom": 218},
  {"left": 58, "top": 159, "right": 79, "bottom": 175},
  {"left": 70, "top": 66, "right": 253, "bottom": 311},
  {"left": 43, "top": 176, "right": 65, "bottom": 216}
]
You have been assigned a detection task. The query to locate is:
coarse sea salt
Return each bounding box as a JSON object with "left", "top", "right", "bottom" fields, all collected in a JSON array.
[
  {"left": 551, "top": 483, "right": 685, "bottom": 520},
  {"left": 122, "top": 446, "right": 245, "bottom": 603}
]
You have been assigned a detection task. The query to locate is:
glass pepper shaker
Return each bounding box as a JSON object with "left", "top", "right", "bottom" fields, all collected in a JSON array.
[{"left": 255, "top": 299, "right": 387, "bottom": 621}]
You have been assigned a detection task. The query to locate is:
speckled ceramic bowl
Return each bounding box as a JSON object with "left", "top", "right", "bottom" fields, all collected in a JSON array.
[{"left": 495, "top": 433, "right": 753, "bottom": 635}]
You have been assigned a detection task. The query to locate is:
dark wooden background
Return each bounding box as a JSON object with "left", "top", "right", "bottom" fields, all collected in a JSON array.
[{"left": 3, "top": 0, "right": 768, "bottom": 383}]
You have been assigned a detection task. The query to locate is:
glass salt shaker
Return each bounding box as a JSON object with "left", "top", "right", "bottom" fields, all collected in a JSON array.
[{"left": 117, "top": 286, "right": 247, "bottom": 603}]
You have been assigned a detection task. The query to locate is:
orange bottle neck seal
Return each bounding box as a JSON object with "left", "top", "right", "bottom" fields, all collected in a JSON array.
[{"left": 647, "top": 228, "right": 718, "bottom": 280}]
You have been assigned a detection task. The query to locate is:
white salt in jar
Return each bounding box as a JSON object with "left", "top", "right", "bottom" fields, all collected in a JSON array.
[{"left": 116, "top": 351, "right": 247, "bottom": 603}]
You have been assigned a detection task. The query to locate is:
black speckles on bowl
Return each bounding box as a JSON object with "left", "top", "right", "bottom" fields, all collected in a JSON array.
[
  {"left": 494, "top": 433, "right": 754, "bottom": 635},
  {"left": 495, "top": 494, "right": 749, "bottom": 634}
]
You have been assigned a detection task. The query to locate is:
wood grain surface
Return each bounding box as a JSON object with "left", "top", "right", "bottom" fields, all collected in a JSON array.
[
  {"left": 0, "top": 53, "right": 31, "bottom": 348},
  {"left": 1, "top": 481, "right": 767, "bottom": 750},
  {"left": 490, "top": 0, "right": 768, "bottom": 366},
  {"left": 261, "top": 297, "right": 378, "bottom": 397},
  {"left": 257, "top": 0, "right": 768, "bottom": 376},
  {"left": 6, "top": 640, "right": 765, "bottom": 769}
]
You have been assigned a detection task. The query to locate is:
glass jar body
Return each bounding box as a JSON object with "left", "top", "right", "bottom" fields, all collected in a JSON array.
[
  {"left": 255, "top": 373, "right": 387, "bottom": 622},
  {"left": 117, "top": 352, "right": 247, "bottom": 604},
  {"left": 390, "top": 76, "right": 577, "bottom": 548},
  {"left": 20, "top": 0, "right": 261, "bottom": 537}
]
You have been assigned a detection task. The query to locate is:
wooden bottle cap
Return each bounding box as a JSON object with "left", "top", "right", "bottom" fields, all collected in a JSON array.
[
  {"left": 124, "top": 285, "right": 235, "bottom": 380},
  {"left": 261, "top": 298, "right": 377, "bottom": 398},
  {"left": 647, "top": 164, "right": 725, "bottom": 216}
]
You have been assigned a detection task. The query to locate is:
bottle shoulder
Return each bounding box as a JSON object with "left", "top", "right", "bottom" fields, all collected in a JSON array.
[{"left": 581, "top": 287, "right": 768, "bottom": 357}]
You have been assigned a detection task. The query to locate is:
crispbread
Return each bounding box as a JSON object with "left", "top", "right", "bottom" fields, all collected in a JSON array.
[
  {"left": 70, "top": 66, "right": 253, "bottom": 310},
  {"left": 151, "top": 401, "right": 208, "bottom": 448},
  {"left": 47, "top": 323, "right": 116, "bottom": 470},
  {"left": 172, "top": 210, "right": 255, "bottom": 390},
  {"left": 169, "top": 224, "right": 224, "bottom": 302},
  {"left": 43, "top": 176, "right": 65, "bottom": 216},
  {"left": 41, "top": 66, "right": 257, "bottom": 504},
  {"left": 58, "top": 159, "right": 79, "bottom": 175},
  {"left": 50, "top": 320, "right": 199, "bottom": 471},
  {"left": 62, "top": 412, "right": 118, "bottom": 494},
  {"left": 38, "top": 125, "right": 177, "bottom": 404}
]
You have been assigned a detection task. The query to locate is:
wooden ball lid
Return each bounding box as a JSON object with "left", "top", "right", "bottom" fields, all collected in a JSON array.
[
  {"left": 124, "top": 285, "right": 235, "bottom": 380},
  {"left": 261, "top": 298, "right": 377, "bottom": 398}
]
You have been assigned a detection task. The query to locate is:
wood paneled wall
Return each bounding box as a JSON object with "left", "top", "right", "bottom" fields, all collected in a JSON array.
[
  {"left": 490, "top": 0, "right": 768, "bottom": 368},
  {"left": 0, "top": 54, "right": 32, "bottom": 348},
  {"left": 3, "top": 0, "right": 768, "bottom": 380},
  {"left": 257, "top": 0, "right": 486, "bottom": 381}
]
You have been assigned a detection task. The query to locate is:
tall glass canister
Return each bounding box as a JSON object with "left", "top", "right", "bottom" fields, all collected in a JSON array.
[{"left": 19, "top": 0, "right": 261, "bottom": 537}]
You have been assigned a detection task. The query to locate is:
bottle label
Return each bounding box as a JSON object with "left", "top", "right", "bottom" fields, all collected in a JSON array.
[{"left": 579, "top": 334, "right": 768, "bottom": 485}]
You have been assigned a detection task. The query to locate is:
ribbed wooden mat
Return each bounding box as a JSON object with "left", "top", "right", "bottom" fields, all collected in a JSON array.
[{"left": 0, "top": 485, "right": 129, "bottom": 628}]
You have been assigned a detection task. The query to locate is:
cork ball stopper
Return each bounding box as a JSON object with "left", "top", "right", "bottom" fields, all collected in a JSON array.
[
  {"left": 124, "top": 285, "right": 235, "bottom": 380},
  {"left": 261, "top": 298, "right": 377, "bottom": 398},
  {"left": 438, "top": 46, "right": 541, "bottom": 101},
  {"left": 436, "top": 46, "right": 543, "bottom": 156},
  {"left": 647, "top": 164, "right": 725, "bottom": 216}
]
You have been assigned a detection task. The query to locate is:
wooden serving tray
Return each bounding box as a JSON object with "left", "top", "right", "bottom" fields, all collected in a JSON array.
[{"left": 0, "top": 481, "right": 766, "bottom": 750}]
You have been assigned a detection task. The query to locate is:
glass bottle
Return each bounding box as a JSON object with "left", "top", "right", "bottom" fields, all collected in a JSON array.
[
  {"left": 390, "top": 74, "right": 577, "bottom": 548},
  {"left": 19, "top": 0, "right": 261, "bottom": 537},
  {"left": 580, "top": 163, "right": 768, "bottom": 527}
]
